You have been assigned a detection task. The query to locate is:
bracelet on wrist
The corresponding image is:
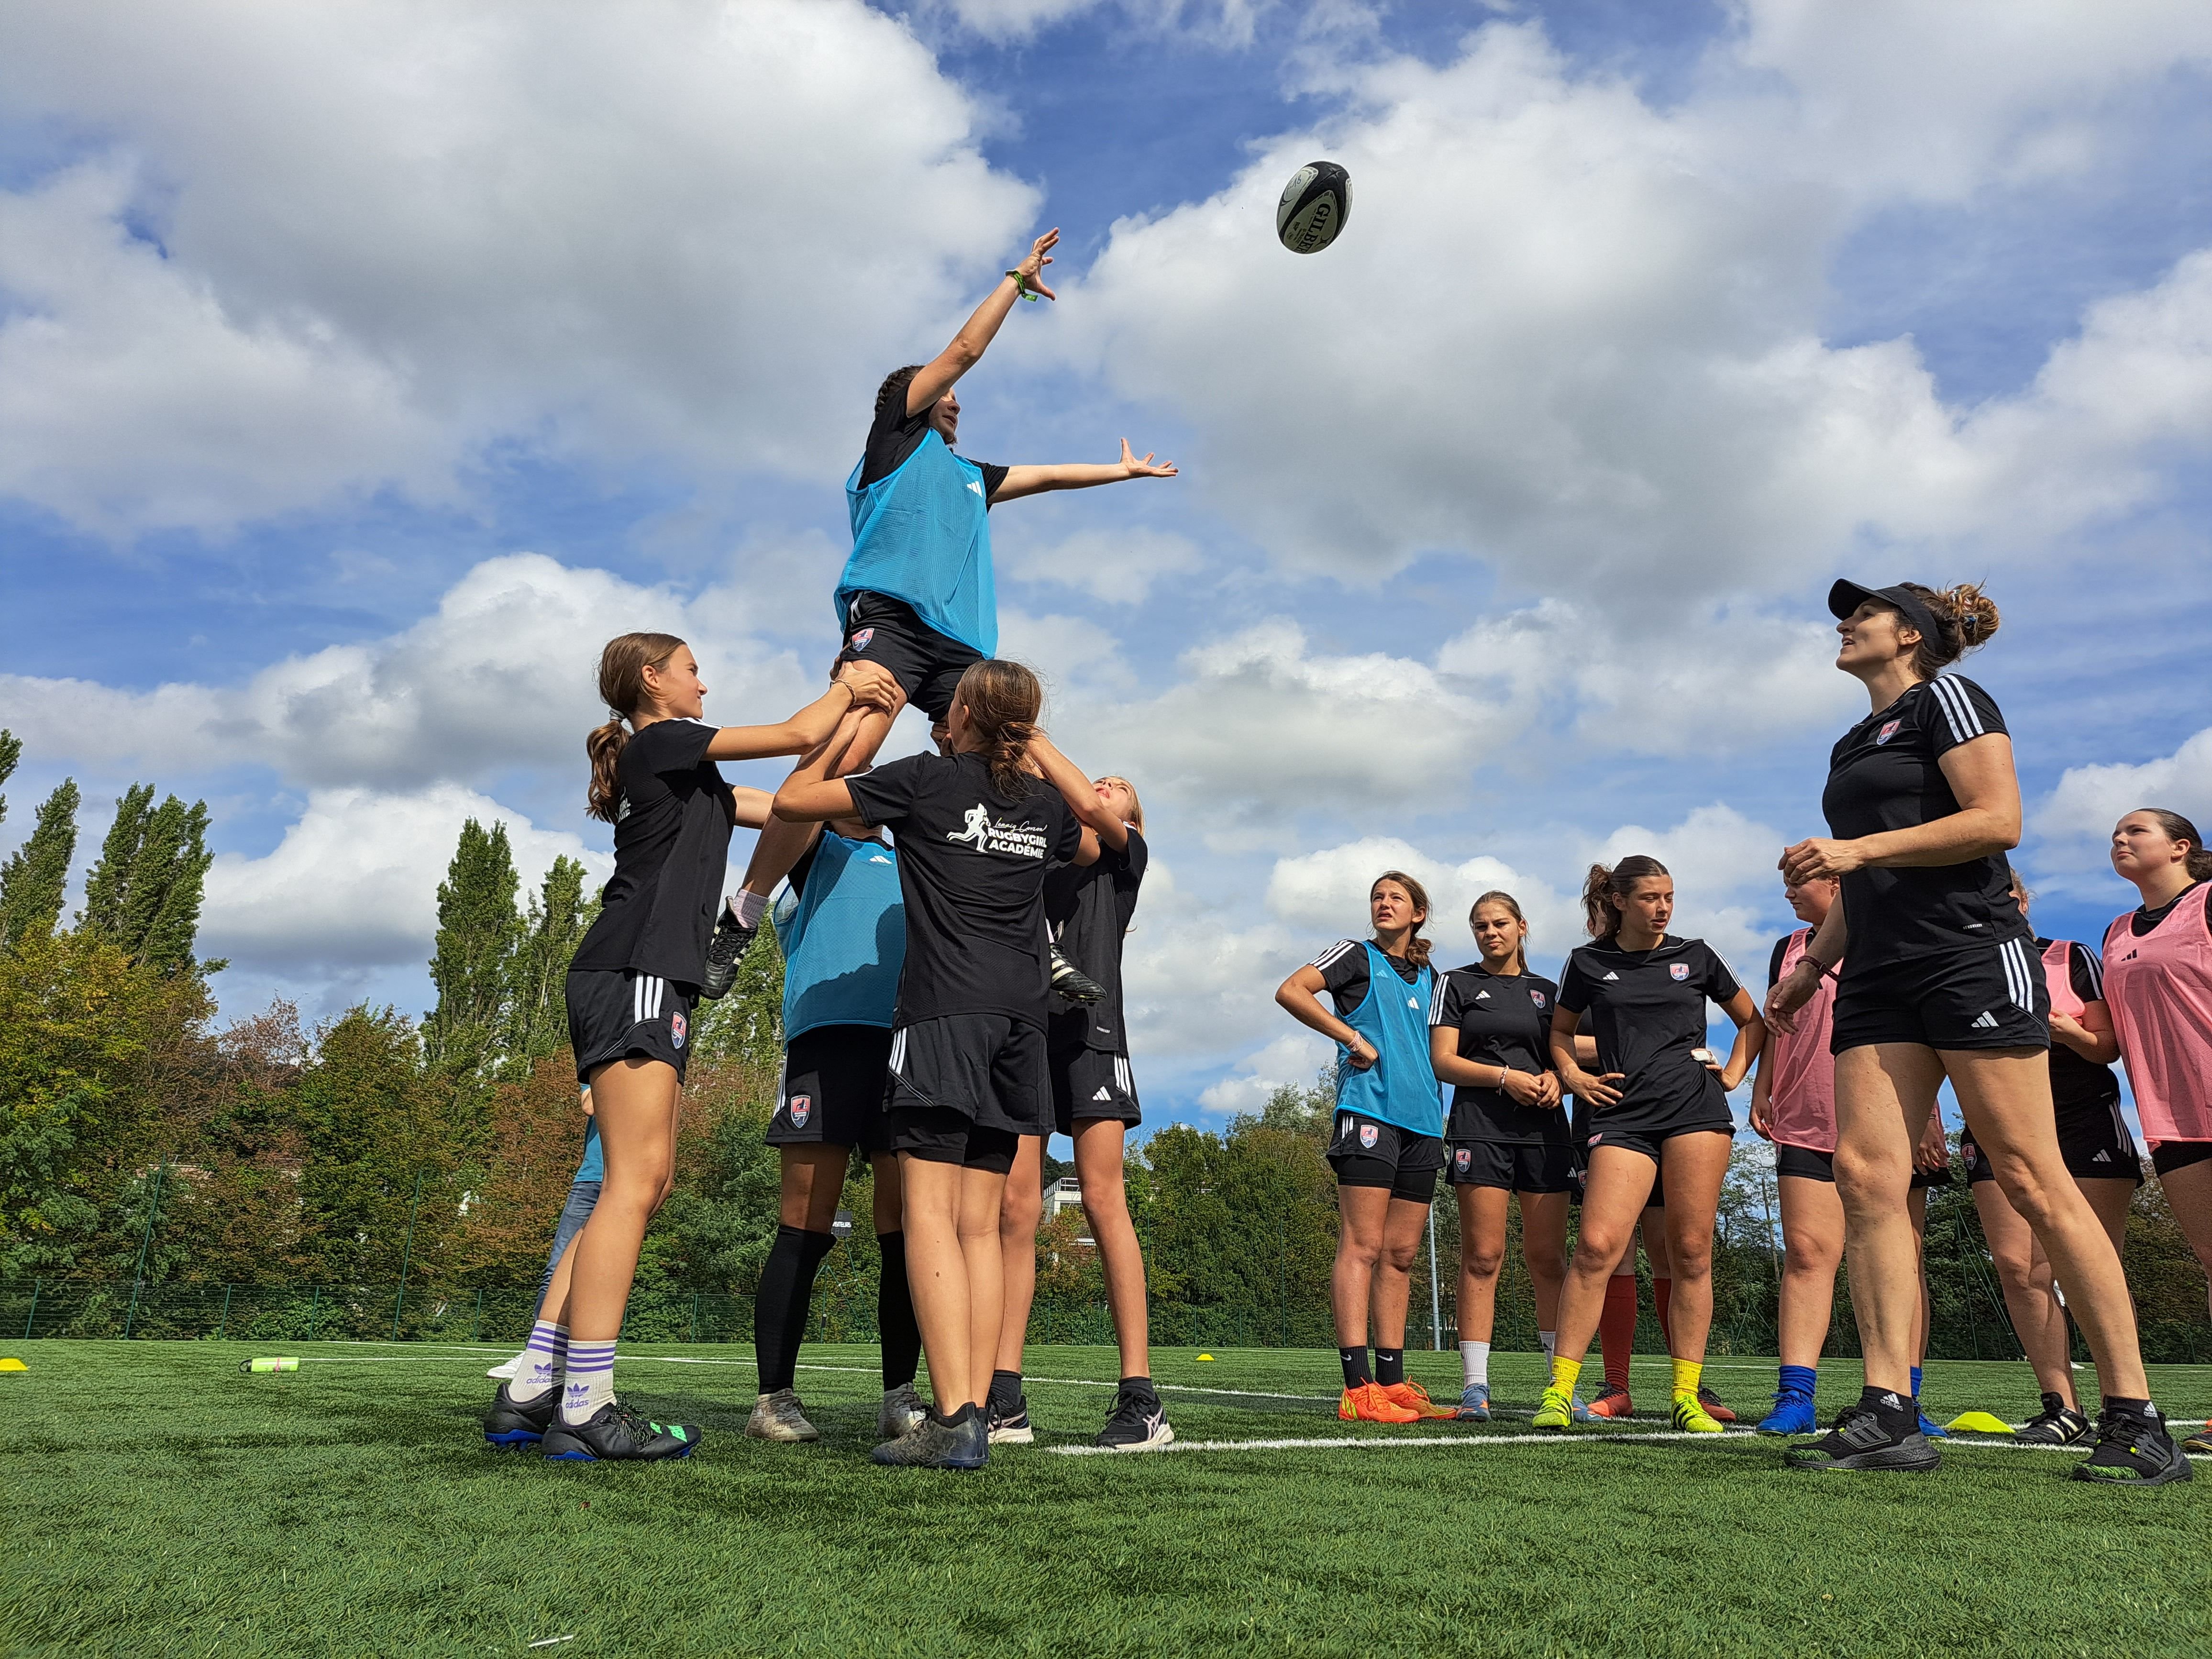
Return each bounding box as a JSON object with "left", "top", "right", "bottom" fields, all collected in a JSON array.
[{"left": 1004, "top": 269, "right": 1040, "bottom": 302}]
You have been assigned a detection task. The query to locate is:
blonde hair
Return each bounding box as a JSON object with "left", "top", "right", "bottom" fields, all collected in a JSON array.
[{"left": 1098, "top": 775, "right": 1145, "bottom": 833}]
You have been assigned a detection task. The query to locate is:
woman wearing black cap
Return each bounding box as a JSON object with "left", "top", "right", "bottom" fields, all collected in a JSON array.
[{"left": 1766, "top": 580, "right": 2187, "bottom": 1484}]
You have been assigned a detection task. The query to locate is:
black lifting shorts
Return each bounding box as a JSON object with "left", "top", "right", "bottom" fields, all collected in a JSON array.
[
  {"left": 837, "top": 593, "right": 984, "bottom": 723},
  {"left": 1446, "top": 1139, "right": 1578, "bottom": 1194},
  {"left": 1831, "top": 940, "right": 2050, "bottom": 1055},
  {"left": 768, "top": 1025, "right": 894, "bottom": 1152},
  {"left": 1327, "top": 1112, "right": 1443, "bottom": 1203},
  {"left": 566, "top": 969, "right": 697, "bottom": 1085}
]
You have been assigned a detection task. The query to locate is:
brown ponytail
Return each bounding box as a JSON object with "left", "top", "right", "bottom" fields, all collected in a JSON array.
[
  {"left": 586, "top": 631, "right": 686, "bottom": 823},
  {"left": 1582, "top": 855, "right": 1670, "bottom": 941},
  {"left": 1898, "top": 581, "right": 2001, "bottom": 680},
  {"left": 2138, "top": 808, "right": 2212, "bottom": 883},
  {"left": 1373, "top": 870, "right": 1434, "bottom": 971},
  {"left": 950, "top": 659, "right": 1042, "bottom": 798}
]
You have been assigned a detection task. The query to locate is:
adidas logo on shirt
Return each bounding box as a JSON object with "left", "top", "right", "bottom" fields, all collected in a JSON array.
[
  {"left": 1971, "top": 1011, "right": 1999, "bottom": 1029},
  {"left": 1603, "top": 971, "right": 1620, "bottom": 981},
  {"left": 966, "top": 480, "right": 984, "bottom": 495},
  {"left": 1475, "top": 990, "right": 1490, "bottom": 1000}
]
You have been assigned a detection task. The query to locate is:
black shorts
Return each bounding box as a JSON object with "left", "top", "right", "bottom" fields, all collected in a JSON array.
[
  {"left": 1962, "top": 1098, "right": 2143, "bottom": 1186},
  {"left": 883, "top": 1104, "right": 1019, "bottom": 1174},
  {"left": 1776, "top": 1143, "right": 1835, "bottom": 1182},
  {"left": 566, "top": 969, "right": 697, "bottom": 1085},
  {"left": 885, "top": 1014, "right": 1051, "bottom": 1137},
  {"left": 1446, "top": 1139, "right": 1577, "bottom": 1193},
  {"left": 1831, "top": 941, "right": 2050, "bottom": 1054},
  {"left": 1327, "top": 1113, "right": 1442, "bottom": 1202},
  {"left": 769, "top": 1025, "right": 893, "bottom": 1151},
  {"left": 2152, "top": 1139, "right": 2212, "bottom": 1178},
  {"left": 1583, "top": 1116, "right": 1733, "bottom": 1165},
  {"left": 1050, "top": 1043, "right": 1141, "bottom": 1136},
  {"left": 837, "top": 592, "right": 984, "bottom": 722}
]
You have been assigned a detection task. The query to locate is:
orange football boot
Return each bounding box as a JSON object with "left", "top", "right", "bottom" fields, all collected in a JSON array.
[
  {"left": 1584, "top": 1383, "right": 1635, "bottom": 1419},
  {"left": 1339, "top": 1382, "right": 1422, "bottom": 1423},
  {"left": 1378, "top": 1380, "right": 1459, "bottom": 1420}
]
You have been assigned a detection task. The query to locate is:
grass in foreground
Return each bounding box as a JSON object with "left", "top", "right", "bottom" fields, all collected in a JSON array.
[{"left": 4, "top": 1340, "right": 2208, "bottom": 1657}]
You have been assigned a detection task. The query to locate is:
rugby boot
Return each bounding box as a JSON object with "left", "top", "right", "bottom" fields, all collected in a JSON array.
[
  {"left": 873, "top": 1405, "right": 989, "bottom": 1470},
  {"left": 743, "top": 1387, "right": 819, "bottom": 1443},
  {"left": 698, "top": 900, "right": 755, "bottom": 1001},
  {"left": 541, "top": 1399, "right": 701, "bottom": 1462},
  {"left": 879, "top": 1382, "right": 928, "bottom": 1441},
  {"left": 483, "top": 1381, "right": 559, "bottom": 1449}
]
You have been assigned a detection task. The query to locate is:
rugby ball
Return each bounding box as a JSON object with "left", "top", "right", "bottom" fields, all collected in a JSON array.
[{"left": 1276, "top": 160, "right": 1351, "bottom": 254}]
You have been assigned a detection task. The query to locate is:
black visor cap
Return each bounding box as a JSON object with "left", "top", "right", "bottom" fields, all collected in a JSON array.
[{"left": 1828, "top": 580, "right": 1941, "bottom": 649}]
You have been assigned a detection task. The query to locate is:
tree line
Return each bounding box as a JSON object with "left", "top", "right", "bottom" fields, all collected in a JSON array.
[{"left": 0, "top": 727, "right": 2206, "bottom": 1360}]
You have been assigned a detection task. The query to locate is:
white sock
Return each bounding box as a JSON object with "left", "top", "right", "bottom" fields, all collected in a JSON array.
[
  {"left": 732, "top": 890, "right": 768, "bottom": 929},
  {"left": 1541, "top": 1329, "right": 1557, "bottom": 1363},
  {"left": 1460, "top": 1340, "right": 1491, "bottom": 1390},
  {"left": 508, "top": 1320, "right": 567, "bottom": 1404},
  {"left": 561, "top": 1339, "right": 618, "bottom": 1424}
]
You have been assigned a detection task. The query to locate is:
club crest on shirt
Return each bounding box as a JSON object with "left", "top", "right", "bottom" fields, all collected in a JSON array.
[
  {"left": 1528, "top": 989, "right": 1547, "bottom": 1008},
  {"left": 788, "top": 1093, "right": 811, "bottom": 1128},
  {"left": 1359, "top": 1122, "right": 1380, "bottom": 1150},
  {"left": 1875, "top": 718, "right": 1902, "bottom": 745},
  {"left": 1669, "top": 962, "right": 1690, "bottom": 981},
  {"left": 848, "top": 627, "right": 875, "bottom": 651},
  {"left": 947, "top": 803, "right": 1049, "bottom": 859},
  {"left": 670, "top": 1011, "right": 687, "bottom": 1048}
]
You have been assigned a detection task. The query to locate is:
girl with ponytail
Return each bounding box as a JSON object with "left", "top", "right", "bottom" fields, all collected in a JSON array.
[
  {"left": 1766, "top": 577, "right": 2186, "bottom": 1483},
  {"left": 773, "top": 658, "right": 1090, "bottom": 1470},
  {"left": 483, "top": 633, "right": 898, "bottom": 1464},
  {"left": 1277, "top": 872, "right": 1452, "bottom": 1425}
]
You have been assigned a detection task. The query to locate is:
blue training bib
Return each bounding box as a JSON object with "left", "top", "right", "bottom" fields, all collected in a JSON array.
[
  {"left": 1333, "top": 942, "right": 1442, "bottom": 1137},
  {"left": 835, "top": 431, "right": 997, "bottom": 656},
  {"left": 778, "top": 832, "right": 905, "bottom": 1036}
]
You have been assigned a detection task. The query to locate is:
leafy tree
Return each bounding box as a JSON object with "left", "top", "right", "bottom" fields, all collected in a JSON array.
[
  {"left": 501, "top": 856, "right": 593, "bottom": 1075},
  {"left": 290, "top": 1006, "right": 453, "bottom": 1283},
  {"left": 78, "top": 785, "right": 218, "bottom": 977},
  {"left": 0, "top": 779, "right": 81, "bottom": 952},
  {"left": 422, "top": 820, "right": 520, "bottom": 1075},
  {"left": 0, "top": 727, "right": 20, "bottom": 823}
]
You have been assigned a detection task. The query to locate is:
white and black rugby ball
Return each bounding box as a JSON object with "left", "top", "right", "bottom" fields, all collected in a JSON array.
[{"left": 1276, "top": 160, "right": 1351, "bottom": 254}]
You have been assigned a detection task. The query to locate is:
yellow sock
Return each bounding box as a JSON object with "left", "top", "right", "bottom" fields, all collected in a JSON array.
[
  {"left": 1672, "top": 1358, "right": 1703, "bottom": 1402},
  {"left": 1550, "top": 1355, "right": 1582, "bottom": 1395}
]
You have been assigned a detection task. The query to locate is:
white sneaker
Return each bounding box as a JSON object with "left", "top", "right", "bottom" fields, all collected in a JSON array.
[{"left": 486, "top": 1351, "right": 526, "bottom": 1381}]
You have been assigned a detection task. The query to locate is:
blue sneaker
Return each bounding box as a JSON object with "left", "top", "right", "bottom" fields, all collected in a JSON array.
[
  {"left": 1571, "top": 1392, "right": 1592, "bottom": 1423},
  {"left": 1455, "top": 1383, "right": 1491, "bottom": 1421},
  {"left": 1757, "top": 1392, "right": 1819, "bottom": 1436},
  {"left": 1917, "top": 1409, "right": 1948, "bottom": 1439}
]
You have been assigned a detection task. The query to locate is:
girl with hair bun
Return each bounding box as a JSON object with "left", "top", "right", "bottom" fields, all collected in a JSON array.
[
  {"left": 1278, "top": 872, "right": 1453, "bottom": 1425},
  {"left": 774, "top": 658, "right": 1094, "bottom": 1471},
  {"left": 1768, "top": 580, "right": 2187, "bottom": 1483},
  {"left": 2103, "top": 807, "right": 2212, "bottom": 1454},
  {"left": 1536, "top": 859, "right": 1765, "bottom": 1436},
  {"left": 486, "top": 633, "right": 899, "bottom": 1463}
]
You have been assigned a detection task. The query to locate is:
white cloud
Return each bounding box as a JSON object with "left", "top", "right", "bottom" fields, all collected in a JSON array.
[
  {"left": 1264, "top": 837, "right": 1580, "bottom": 960},
  {"left": 200, "top": 785, "right": 609, "bottom": 973},
  {"left": 995, "top": 526, "right": 1203, "bottom": 604},
  {"left": 2030, "top": 726, "right": 2212, "bottom": 896},
  {"left": 1589, "top": 802, "right": 1785, "bottom": 966},
  {"left": 933, "top": 0, "right": 1261, "bottom": 46},
  {"left": 1197, "top": 1030, "right": 1333, "bottom": 1117},
  {"left": 0, "top": 0, "right": 1037, "bottom": 533}
]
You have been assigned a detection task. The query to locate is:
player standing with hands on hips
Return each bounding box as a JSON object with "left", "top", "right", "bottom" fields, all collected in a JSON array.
[
  {"left": 1278, "top": 873, "right": 1456, "bottom": 1425},
  {"left": 708, "top": 231, "right": 1177, "bottom": 984},
  {"left": 1769, "top": 580, "right": 2187, "bottom": 1482}
]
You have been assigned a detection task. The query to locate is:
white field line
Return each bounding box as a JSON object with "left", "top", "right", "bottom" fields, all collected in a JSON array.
[{"left": 1047, "top": 1430, "right": 2212, "bottom": 1460}]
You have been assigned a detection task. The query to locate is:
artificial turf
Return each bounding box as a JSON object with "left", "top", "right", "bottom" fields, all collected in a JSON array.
[{"left": 4, "top": 1340, "right": 2209, "bottom": 1657}]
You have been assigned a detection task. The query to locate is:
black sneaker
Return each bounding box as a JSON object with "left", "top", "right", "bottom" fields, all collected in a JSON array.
[
  {"left": 698, "top": 901, "right": 755, "bottom": 1001},
  {"left": 987, "top": 1394, "right": 1034, "bottom": 1445},
  {"left": 1097, "top": 1385, "right": 1175, "bottom": 1451},
  {"left": 1050, "top": 943, "right": 1105, "bottom": 1006},
  {"left": 2070, "top": 1406, "right": 2194, "bottom": 1486},
  {"left": 541, "top": 1400, "right": 702, "bottom": 1461},
  {"left": 1783, "top": 1403, "right": 1940, "bottom": 1472},
  {"left": 2014, "top": 1393, "right": 2092, "bottom": 1446},
  {"left": 483, "top": 1382, "right": 559, "bottom": 1449},
  {"left": 872, "top": 1406, "right": 989, "bottom": 1469}
]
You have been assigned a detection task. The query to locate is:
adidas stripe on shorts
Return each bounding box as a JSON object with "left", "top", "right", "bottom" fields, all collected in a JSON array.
[
  {"left": 1829, "top": 936, "right": 2051, "bottom": 1055},
  {"left": 565, "top": 967, "right": 697, "bottom": 1084},
  {"left": 1050, "top": 1042, "right": 1141, "bottom": 1136}
]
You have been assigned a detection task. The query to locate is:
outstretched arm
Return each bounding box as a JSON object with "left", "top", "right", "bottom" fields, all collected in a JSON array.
[
  {"left": 906, "top": 231, "right": 1060, "bottom": 415},
  {"left": 994, "top": 439, "right": 1179, "bottom": 504}
]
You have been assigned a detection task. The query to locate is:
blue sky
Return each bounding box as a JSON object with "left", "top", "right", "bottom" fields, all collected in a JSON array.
[{"left": 3, "top": 0, "right": 2211, "bottom": 1127}]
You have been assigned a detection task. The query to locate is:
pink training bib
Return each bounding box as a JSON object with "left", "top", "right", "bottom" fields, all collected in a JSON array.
[
  {"left": 1768, "top": 929, "right": 1837, "bottom": 1154},
  {"left": 2042, "top": 938, "right": 2084, "bottom": 1022},
  {"left": 2103, "top": 892, "right": 2212, "bottom": 1145}
]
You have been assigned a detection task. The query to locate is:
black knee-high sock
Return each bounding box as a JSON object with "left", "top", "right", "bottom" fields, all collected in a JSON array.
[
  {"left": 877, "top": 1230, "right": 921, "bottom": 1390},
  {"left": 755, "top": 1225, "right": 836, "bottom": 1394}
]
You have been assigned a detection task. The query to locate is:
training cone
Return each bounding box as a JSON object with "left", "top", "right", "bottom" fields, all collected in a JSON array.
[
  {"left": 0, "top": 1358, "right": 26, "bottom": 1372},
  {"left": 243, "top": 1357, "right": 301, "bottom": 1373},
  {"left": 1944, "top": 1410, "right": 2013, "bottom": 1435},
  {"left": 1196, "top": 1354, "right": 1215, "bottom": 1362}
]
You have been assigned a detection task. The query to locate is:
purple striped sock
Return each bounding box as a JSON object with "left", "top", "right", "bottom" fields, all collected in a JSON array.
[
  {"left": 561, "top": 1340, "right": 617, "bottom": 1424},
  {"left": 510, "top": 1320, "right": 568, "bottom": 1402}
]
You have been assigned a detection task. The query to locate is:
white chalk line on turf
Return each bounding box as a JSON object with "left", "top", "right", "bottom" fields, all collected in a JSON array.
[{"left": 1047, "top": 1431, "right": 2212, "bottom": 1459}]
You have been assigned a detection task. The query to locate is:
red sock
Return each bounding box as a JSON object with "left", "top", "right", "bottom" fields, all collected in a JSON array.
[
  {"left": 1599, "top": 1275, "right": 1637, "bottom": 1391},
  {"left": 1653, "top": 1276, "right": 1673, "bottom": 1352}
]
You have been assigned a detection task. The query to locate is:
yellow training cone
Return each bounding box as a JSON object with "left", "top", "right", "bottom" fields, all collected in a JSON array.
[
  {"left": 1196, "top": 1354, "right": 1215, "bottom": 1362},
  {"left": 0, "top": 1358, "right": 26, "bottom": 1372},
  {"left": 1945, "top": 1410, "right": 2014, "bottom": 1435}
]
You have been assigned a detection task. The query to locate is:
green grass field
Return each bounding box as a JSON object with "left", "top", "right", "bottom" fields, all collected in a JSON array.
[{"left": 6, "top": 1341, "right": 2209, "bottom": 1657}]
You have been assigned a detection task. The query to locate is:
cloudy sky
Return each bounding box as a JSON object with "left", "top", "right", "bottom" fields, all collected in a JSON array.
[{"left": 4, "top": 0, "right": 2211, "bottom": 1125}]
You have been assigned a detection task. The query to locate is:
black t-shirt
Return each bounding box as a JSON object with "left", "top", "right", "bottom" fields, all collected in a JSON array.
[
  {"left": 1429, "top": 965, "right": 1568, "bottom": 1145},
  {"left": 858, "top": 391, "right": 1008, "bottom": 500},
  {"left": 1044, "top": 827, "right": 1148, "bottom": 1052},
  {"left": 1310, "top": 939, "right": 1420, "bottom": 1017},
  {"left": 570, "top": 719, "right": 735, "bottom": 984},
  {"left": 845, "top": 751, "right": 1080, "bottom": 1028},
  {"left": 2131, "top": 882, "right": 2212, "bottom": 937},
  {"left": 1821, "top": 675, "right": 2028, "bottom": 965},
  {"left": 1558, "top": 937, "right": 1741, "bottom": 1122},
  {"left": 2039, "top": 937, "right": 2121, "bottom": 1111}
]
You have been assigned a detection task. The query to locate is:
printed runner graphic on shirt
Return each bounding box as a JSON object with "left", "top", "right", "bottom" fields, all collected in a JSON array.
[{"left": 947, "top": 804, "right": 1050, "bottom": 859}]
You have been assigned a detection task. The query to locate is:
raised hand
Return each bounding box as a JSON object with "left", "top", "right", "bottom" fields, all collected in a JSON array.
[
  {"left": 837, "top": 658, "right": 904, "bottom": 714},
  {"left": 1118, "top": 439, "right": 1178, "bottom": 479},
  {"left": 1014, "top": 228, "right": 1060, "bottom": 301}
]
